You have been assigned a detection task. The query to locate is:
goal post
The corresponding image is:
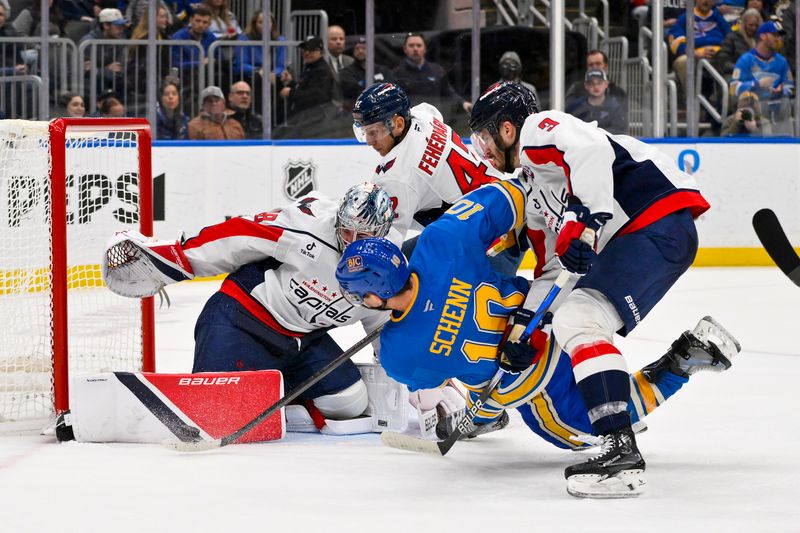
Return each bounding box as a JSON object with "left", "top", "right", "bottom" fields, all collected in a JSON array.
[{"left": 0, "top": 118, "right": 156, "bottom": 430}]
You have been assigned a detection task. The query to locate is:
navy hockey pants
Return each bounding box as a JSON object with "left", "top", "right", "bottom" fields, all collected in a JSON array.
[{"left": 192, "top": 292, "right": 362, "bottom": 399}]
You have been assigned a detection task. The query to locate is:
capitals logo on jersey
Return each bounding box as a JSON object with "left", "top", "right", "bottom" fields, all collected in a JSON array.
[{"left": 283, "top": 160, "right": 317, "bottom": 200}]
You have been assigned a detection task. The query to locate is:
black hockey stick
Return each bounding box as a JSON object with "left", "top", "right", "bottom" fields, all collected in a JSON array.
[
  {"left": 753, "top": 208, "right": 800, "bottom": 287},
  {"left": 171, "top": 326, "right": 382, "bottom": 451},
  {"left": 380, "top": 270, "right": 572, "bottom": 456}
]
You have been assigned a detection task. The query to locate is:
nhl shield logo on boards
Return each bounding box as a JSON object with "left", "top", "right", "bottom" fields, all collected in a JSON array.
[{"left": 283, "top": 160, "right": 317, "bottom": 201}]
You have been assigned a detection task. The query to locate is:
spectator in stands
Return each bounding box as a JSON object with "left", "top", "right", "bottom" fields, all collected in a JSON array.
[
  {"left": 100, "top": 96, "right": 125, "bottom": 117},
  {"left": 566, "top": 50, "right": 627, "bottom": 105},
  {"left": 718, "top": 8, "right": 762, "bottom": 78},
  {"left": 745, "top": 0, "right": 770, "bottom": 21},
  {"left": 495, "top": 51, "right": 539, "bottom": 103},
  {"left": 203, "top": 0, "right": 240, "bottom": 40},
  {"left": 228, "top": 80, "right": 263, "bottom": 139},
  {"left": 664, "top": 0, "right": 687, "bottom": 29},
  {"left": 279, "top": 36, "right": 337, "bottom": 121},
  {"left": 781, "top": 0, "right": 795, "bottom": 68},
  {"left": 721, "top": 90, "right": 773, "bottom": 135},
  {"left": 234, "top": 10, "right": 286, "bottom": 81},
  {"left": 156, "top": 76, "right": 189, "bottom": 140},
  {"left": 171, "top": 5, "right": 216, "bottom": 69},
  {"left": 565, "top": 68, "right": 628, "bottom": 134},
  {"left": 339, "top": 36, "right": 393, "bottom": 111},
  {"left": 125, "top": 0, "right": 180, "bottom": 33},
  {"left": 0, "top": 3, "right": 28, "bottom": 75},
  {"left": 128, "top": 2, "right": 170, "bottom": 41},
  {"left": 731, "top": 20, "right": 794, "bottom": 129},
  {"left": 326, "top": 24, "right": 353, "bottom": 74},
  {"left": 12, "top": 0, "right": 64, "bottom": 37},
  {"left": 391, "top": 33, "right": 472, "bottom": 116},
  {"left": 80, "top": 8, "right": 128, "bottom": 99},
  {"left": 188, "top": 85, "right": 245, "bottom": 140},
  {"left": 61, "top": 93, "right": 86, "bottom": 117},
  {"left": 668, "top": 0, "right": 731, "bottom": 90},
  {"left": 60, "top": 0, "right": 96, "bottom": 40},
  {"left": 86, "top": 88, "right": 118, "bottom": 116}
]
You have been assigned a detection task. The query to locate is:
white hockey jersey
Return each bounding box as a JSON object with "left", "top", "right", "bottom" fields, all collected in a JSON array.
[
  {"left": 370, "top": 103, "right": 506, "bottom": 237},
  {"left": 519, "top": 110, "right": 710, "bottom": 280},
  {"left": 180, "top": 194, "right": 387, "bottom": 336}
]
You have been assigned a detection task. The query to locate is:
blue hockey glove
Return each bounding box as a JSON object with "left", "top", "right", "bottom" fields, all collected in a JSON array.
[
  {"left": 554, "top": 204, "right": 609, "bottom": 275},
  {"left": 498, "top": 309, "right": 553, "bottom": 373}
]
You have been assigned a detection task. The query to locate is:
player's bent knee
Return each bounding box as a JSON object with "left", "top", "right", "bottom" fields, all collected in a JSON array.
[
  {"left": 312, "top": 379, "right": 369, "bottom": 420},
  {"left": 552, "top": 289, "right": 620, "bottom": 353}
]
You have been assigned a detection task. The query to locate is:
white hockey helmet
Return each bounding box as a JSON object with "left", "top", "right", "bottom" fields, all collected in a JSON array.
[{"left": 335, "top": 182, "right": 395, "bottom": 252}]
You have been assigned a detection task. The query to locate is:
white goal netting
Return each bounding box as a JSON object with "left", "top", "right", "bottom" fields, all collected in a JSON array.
[{"left": 0, "top": 120, "right": 151, "bottom": 430}]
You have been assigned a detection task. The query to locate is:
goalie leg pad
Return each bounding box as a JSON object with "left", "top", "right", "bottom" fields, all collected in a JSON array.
[
  {"left": 358, "top": 363, "right": 409, "bottom": 432},
  {"left": 69, "top": 371, "right": 285, "bottom": 444}
]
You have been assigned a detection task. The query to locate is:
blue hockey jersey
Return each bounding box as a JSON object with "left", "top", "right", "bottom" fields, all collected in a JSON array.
[
  {"left": 379, "top": 179, "right": 565, "bottom": 422},
  {"left": 732, "top": 49, "right": 795, "bottom": 99}
]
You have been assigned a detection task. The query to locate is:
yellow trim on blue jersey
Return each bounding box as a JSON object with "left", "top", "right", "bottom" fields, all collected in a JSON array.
[
  {"left": 490, "top": 339, "right": 560, "bottom": 406},
  {"left": 530, "top": 391, "right": 587, "bottom": 449},
  {"left": 489, "top": 180, "right": 527, "bottom": 231},
  {"left": 632, "top": 371, "right": 658, "bottom": 414},
  {"left": 390, "top": 273, "right": 419, "bottom": 323}
]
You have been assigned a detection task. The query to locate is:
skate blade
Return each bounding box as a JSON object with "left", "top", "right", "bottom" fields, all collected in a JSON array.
[{"left": 566, "top": 469, "right": 647, "bottom": 499}]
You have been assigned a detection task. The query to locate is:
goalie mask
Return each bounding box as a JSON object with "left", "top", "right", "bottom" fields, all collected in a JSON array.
[
  {"left": 336, "top": 237, "right": 410, "bottom": 307},
  {"left": 335, "top": 182, "right": 395, "bottom": 252}
]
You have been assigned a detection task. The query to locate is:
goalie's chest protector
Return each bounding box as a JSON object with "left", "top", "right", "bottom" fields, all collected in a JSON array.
[{"left": 222, "top": 203, "right": 379, "bottom": 335}]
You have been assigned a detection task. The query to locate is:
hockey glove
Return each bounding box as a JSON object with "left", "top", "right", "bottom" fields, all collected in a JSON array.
[
  {"left": 102, "top": 230, "right": 194, "bottom": 298},
  {"left": 497, "top": 309, "right": 553, "bottom": 373},
  {"left": 554, "top": 204, "right": 610, "bottom": 275}
]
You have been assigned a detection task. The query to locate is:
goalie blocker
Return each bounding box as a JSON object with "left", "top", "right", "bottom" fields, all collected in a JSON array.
[{"left": 59, "top": 364, "right": 409, "bottom": 443}]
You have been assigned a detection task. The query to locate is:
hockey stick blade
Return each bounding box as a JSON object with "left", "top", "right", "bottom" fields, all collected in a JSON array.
[
  {"left": 170, "top": 326, "right": 382, "bottom": 452},
  {"left": 753, "top": 208, "right": 800, "bottom": 287},
  {"left": 381, "top": 271, "right": 572, "bottom": 457}
]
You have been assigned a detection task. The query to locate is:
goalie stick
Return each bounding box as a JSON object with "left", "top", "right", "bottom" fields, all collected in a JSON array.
[
  {"left": 753, "top": 208, "right": 800, "bottom": 287},
  {"left": 380, "top": 269, "right": 572, "bottom": 456},
  {"left": 171, "top": 326, "right": 382, "bottom": 451}
]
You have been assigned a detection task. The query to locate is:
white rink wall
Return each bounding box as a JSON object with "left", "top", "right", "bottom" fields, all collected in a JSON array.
[{"left": 151, "top": 139, "right": 800, "bottom": 254}]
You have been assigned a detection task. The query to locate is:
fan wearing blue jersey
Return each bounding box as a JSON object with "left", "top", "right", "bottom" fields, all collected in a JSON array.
[{"left": 335, "top": 180, "right": 740, "bottom": 498}]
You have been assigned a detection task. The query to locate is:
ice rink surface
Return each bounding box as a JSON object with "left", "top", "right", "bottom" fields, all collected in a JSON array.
[{"left": 1, "top": 267, "right": 798, "bottom": 532}]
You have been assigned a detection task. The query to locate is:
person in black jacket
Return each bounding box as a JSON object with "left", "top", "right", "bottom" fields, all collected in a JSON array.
[
  {"left": 391, "top": 33, "right": 471, "bottom": 120},
  {"left": 228, "top": 80, "right": 263, "bottom": 139},
  {"left": 565, "top": 69, "right": 628, "bottom": 134},
  {"left": 279, "top": 36, "right": 337, "bottom": 121},
  {"left": 339, "top": 37, "right": 393, "bottom": 111}
]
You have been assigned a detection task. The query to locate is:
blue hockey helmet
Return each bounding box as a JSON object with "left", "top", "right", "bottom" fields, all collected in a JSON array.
[
  {"left": 352, "top": 83, "right": 411, "bottom": 143},
  {"left": 469, "top": 81, "right": 538, "bottom": 138},
  {"left": 336, "top": 237, "right": 410, "bottom": 306}
]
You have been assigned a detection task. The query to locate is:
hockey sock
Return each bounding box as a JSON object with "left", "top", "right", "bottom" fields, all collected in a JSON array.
[
  {"left": 570, "top": 341, "right": 632, "bottom": 436},
  {"left": 627, "top": 369, "right": 688, "bottom": 425}
]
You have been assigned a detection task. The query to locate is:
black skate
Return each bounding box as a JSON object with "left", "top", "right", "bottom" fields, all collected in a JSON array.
[
  {"left": 565, "top": 427, "right": 646, "bottom": 498},
  {"left": 435, "top": 409, "right": 509, "bottom": 440},
  {"left": 642, "top": 316, "right": 741, "bottom": 381},
  {"left": 55, "top": 410, "right": 75, "bottom": 442}
]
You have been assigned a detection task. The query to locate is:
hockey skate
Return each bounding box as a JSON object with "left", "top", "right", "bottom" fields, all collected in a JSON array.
[
  {"left": 435, "top": 409, "right": 510, "bottom": 440},
  {"left": 564, "top": 427, "right": 647, "bottom": 499},
  {"left": 642, "top": 316, "right": 742, "bottom": 381}
]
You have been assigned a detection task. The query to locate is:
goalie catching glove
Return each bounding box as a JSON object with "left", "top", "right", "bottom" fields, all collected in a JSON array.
[
  {"left": 102, "top": 230, "right": 194, "bottom": 298},
  {"left": 497, "top": 309, "right": 552, "bottom": 373}
]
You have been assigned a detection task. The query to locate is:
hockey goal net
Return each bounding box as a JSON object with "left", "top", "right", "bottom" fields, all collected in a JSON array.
[{"left": 0, "top": 118, "right": 155, "bottom": 432}]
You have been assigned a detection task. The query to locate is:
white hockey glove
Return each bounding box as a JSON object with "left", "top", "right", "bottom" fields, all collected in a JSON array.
[{"left": 102, "top": 230, "right": 194, "bottom": 298}]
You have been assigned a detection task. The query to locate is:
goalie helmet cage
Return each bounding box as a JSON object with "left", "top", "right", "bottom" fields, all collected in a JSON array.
[{"left": 0, "top": 118, "right": 155, "bottom": 432}]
